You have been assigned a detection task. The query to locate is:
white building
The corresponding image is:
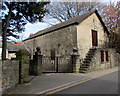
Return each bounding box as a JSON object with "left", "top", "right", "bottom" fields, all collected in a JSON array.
[{"left": 0, "top": 41, "right": 27, "bottom": 60}]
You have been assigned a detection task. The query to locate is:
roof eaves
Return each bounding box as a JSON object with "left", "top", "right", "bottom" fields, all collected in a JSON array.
[
  {"left": 94, "top": 10, "right": 109, "bottom": 35},
  {"left": 23, "top": 22, "right": 78, "bottom": 41},
  {"left": 23, "top": 9, "right": 109, "bottom": 41}
]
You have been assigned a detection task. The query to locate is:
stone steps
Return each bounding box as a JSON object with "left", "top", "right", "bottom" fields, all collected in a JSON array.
[
  {"left": 79, "top": 48, "right": 96, "bottom": 73},
  {"left": 83, "top": 60, "right": 91, "bottom": 63}
]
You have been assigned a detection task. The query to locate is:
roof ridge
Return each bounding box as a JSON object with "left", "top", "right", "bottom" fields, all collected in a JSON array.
[
  {"left": 23, "top": 9, "right": 109, "bottom": 41},
  {"left": 31, "top": 10, "right": 95, "bottom": 37},
  {"left": 7, "top": 43, "right": 24, "bottom": 45}
]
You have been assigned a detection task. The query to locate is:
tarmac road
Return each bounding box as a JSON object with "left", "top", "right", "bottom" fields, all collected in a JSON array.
[
  {"left": 52, "top": 71, "right": 119, "bottom": 94},
  {"left": 8, "top": 67, "right": 118, "bottom": 95}
]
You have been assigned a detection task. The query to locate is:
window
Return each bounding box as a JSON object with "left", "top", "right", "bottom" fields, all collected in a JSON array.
[
  {"left": 105, "top": 51, "right": 109, "bottom": 61},
  {"left": 101, "top": 51, "right": 104, "bottom": 62},
  {"left": 51, "top": 50, "right": 55, "bottom": 60}
]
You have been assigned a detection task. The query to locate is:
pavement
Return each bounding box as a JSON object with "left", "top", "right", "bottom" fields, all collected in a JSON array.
[{"left": 8, "top": 67, "right": 118, "bottom": 95}]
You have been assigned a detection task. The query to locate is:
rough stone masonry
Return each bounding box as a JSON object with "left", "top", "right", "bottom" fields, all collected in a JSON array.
[{"left": 2, "top": 60, "right": 19, "bottom": 94}]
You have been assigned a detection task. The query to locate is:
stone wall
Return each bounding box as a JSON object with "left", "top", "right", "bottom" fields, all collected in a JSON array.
[
  {"left": 118, "top": 54, "right": 120, "bottom": 64},
  {"left": 24, "top": 25, "right": 77, "bottom": 59},
  {"left": 2, "top": 60, "right": 19, "bottom": 94},
  {"left": 77, "top": 13, "right": 108, "bottom": 60},
  {"left": 88, "top": 48, "right": 118, "bottom": 72},
  {"left": 0, "top": 61, "right": 2, "bottom": 95}
]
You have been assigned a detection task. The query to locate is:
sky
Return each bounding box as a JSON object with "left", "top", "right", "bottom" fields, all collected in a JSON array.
[
  {"left": 18, "top": 0, "right": 118, "bottom": 41},
  {"left": 19, "top": 22, "right": 51, "bottom": 41},
  {"left": 4, "top": 22, "right": 50, "bottom": 42},
  {"left": 8, "top": 0, "right": 118, "bottom": 41},
  {"left": 17, "top": 17, "right": 59, "bottom": 41}
]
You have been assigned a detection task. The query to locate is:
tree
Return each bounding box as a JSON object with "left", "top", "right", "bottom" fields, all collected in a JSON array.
[
  {"left": 108, "top": 32, "right": 120, "bottom": 53},
  {"left": 1, "top": 1, "right": 49, "bottom": 60},
  {"left": 44, "top": 2, "right": 104, "bottom": 25},
  {"left": 102, "top": 1, "right": 120, "bottom": 53},
  {"left": 45, "top": 1, "right": 120, "bottom": 53},
  {"left": 102, "top": 1, "right": 119, "bottom": 33},
  {"left": 45, "top": 1, "right": 119, "bottom": 30}
]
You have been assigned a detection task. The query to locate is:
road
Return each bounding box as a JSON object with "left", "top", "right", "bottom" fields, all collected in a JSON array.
[{"left": 51, "top": 71, "right": 118, "bottom": 94}]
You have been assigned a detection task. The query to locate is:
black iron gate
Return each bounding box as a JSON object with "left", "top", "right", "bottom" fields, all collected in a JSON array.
[{"left": 42, "top": 56, "right": 72, "bottom": 73}]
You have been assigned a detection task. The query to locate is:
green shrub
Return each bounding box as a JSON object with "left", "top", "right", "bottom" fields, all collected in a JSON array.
[
  {"left": 16, "top": 49, "right": 29, "bottom": 56},
  {"left": 16, "top": 49, "right": 29, "bottom": 60}
]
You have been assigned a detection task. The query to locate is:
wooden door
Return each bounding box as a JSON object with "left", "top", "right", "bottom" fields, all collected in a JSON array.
[
  {"left": 101, "top": 50, "right": 104, "bottom": 62},
  {"left": 92, "top": 30, "right": 98, "bottom": 46}
]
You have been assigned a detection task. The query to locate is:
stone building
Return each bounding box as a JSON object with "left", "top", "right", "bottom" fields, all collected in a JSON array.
[
  {"left": 0, "top": 41, "right": 28, "bottom": 60},
  {"left": 23, "top": 10, "right": 118, "bottom": 73},
  {"left": 7, "top": 41, "right": 28, "bottom": 59}
]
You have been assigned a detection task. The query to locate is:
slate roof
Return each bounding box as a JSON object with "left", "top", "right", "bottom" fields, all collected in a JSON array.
[
  {"left": 7, "top": 41, "right": 28, "bottom": 52},
  {"left": 23, "top": 9, "right": 109, "bottom": 41}
]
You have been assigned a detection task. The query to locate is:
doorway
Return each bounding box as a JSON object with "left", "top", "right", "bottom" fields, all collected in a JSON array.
[{"left": 92, "top": 30, "right": 98, "bottom": 47}]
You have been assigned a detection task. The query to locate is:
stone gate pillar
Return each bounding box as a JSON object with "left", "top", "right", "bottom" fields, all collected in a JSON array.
[
  {"left": 71, "top": 47, "right": 80, "bottom": 73},
  {"left": 16, "top": 49, "right": 29, "bottom": 84},
  {"left": 34, "top": 47, "right": 43, "bottom": 75}
]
